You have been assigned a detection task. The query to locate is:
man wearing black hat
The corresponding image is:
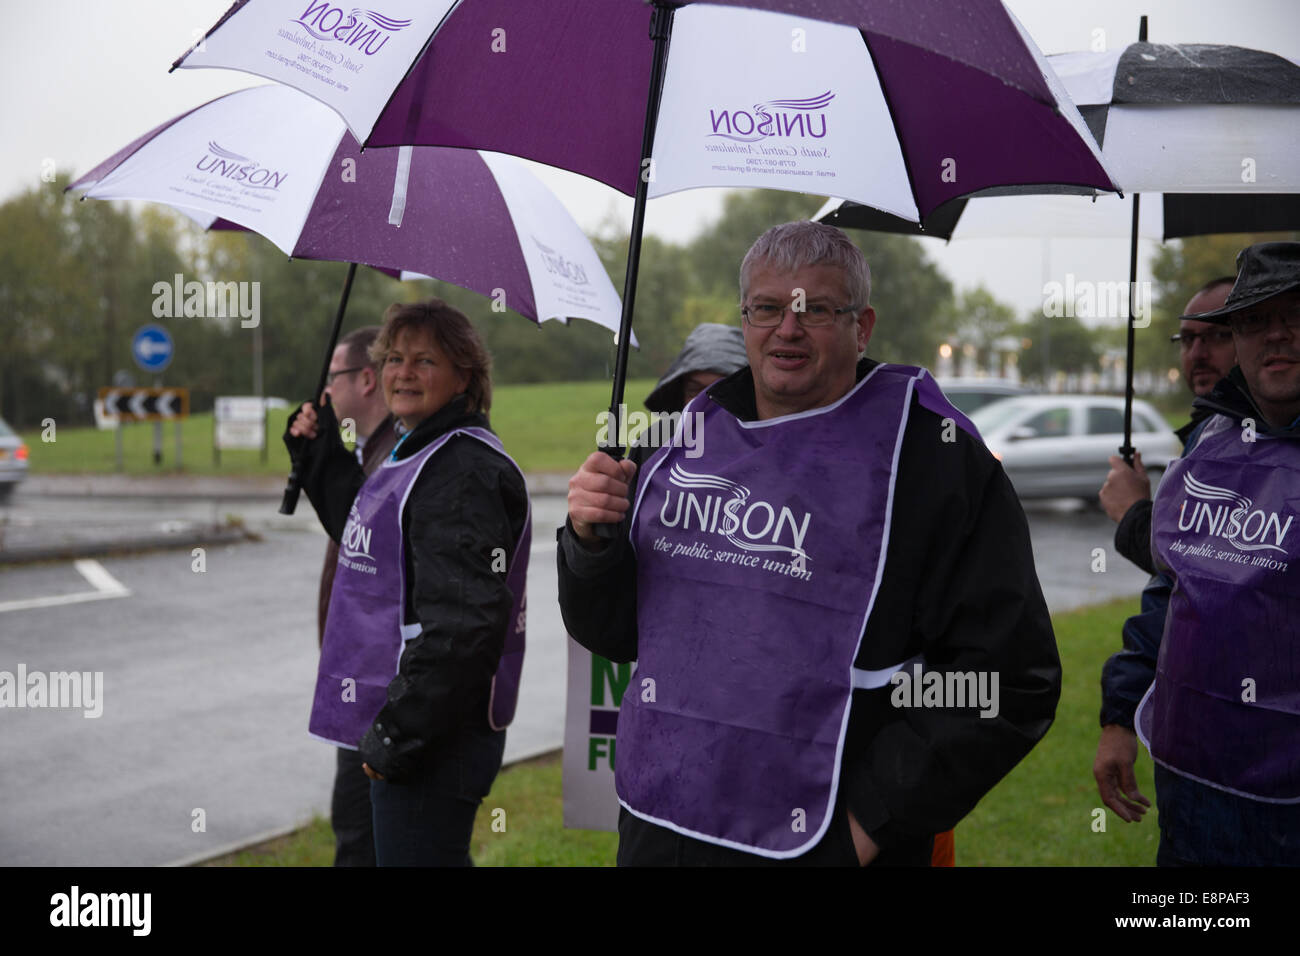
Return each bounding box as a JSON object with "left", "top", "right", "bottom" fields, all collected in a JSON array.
[{"left": 1094, "top": 241, "right": 1300, "bottom": 866}]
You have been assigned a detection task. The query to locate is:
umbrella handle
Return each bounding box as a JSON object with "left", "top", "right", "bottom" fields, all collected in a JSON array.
[
  {"left": 591, "top": 445, "right": 626, "bottom": 541},
  {"left": 278, "top": 262, "right": 358, "bottom": 515}
]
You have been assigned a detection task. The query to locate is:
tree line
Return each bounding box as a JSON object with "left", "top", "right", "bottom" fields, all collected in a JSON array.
[{"left": 4, "top": 172, "right": 1275, "bottom": 428}]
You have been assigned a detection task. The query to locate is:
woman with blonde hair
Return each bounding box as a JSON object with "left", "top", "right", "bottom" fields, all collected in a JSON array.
[{"left": 287, "top": 298, "right": 530, "bottom": 866}]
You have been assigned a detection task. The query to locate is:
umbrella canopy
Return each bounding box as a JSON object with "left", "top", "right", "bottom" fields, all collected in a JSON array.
[
  {"left": 67, "top": 84, "right": 625, "bottom": 335},
  {"left": 817, "top": 41, "right": 1300, "bottom": 239},
  {"left": 175, "top": 0, "right": 1120, "bottom": 471},
  {"left": 818, "top": 36, "right": 1300, "bottom": 461},
  {"left": 174, "top": 0, "right": 1116, "bottom": 223}
]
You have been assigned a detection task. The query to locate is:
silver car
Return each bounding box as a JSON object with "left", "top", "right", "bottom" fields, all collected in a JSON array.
[
  {"left": 0, "top": 417, "right": 29, "bottom": 503},
  {"left": 970, "top": 395, "right": 1181, "bottom": 501},
  {"left": 935, "top": 378, "right": 1033, "bottom": 416}
]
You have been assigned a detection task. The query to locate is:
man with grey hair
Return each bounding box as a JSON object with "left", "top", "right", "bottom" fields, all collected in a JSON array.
[{"left": 559, "top": 221, "right": 1060, "bottom": 866}]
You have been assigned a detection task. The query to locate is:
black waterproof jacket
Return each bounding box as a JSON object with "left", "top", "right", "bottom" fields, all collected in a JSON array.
[
  {"left": 286, "top": 395, "right": 529, "bottom": 782},
  {"left": 558, "top": 358, "right": 1061, "bottom": 862},
  {"left": 1113, "top": 406, "right": 1212, "bottom": 575}
]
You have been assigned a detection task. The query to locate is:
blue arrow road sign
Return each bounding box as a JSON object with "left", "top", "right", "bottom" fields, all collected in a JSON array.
[{"left": 132, "top": 324, "right": 174, "bottom": 373}]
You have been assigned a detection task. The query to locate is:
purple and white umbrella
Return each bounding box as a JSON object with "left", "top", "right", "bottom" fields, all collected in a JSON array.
[
  {"left": 68, "top": 84, "right": 624, "bottom": 334},
  {"left": 68, "top": 82, "right": 626, "bottom": 511},
  {"left": 174, "top": 0, "right": 1119, "bottom": 457}
]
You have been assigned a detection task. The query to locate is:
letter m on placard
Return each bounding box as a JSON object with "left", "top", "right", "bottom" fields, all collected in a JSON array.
[{"left": 591, "top": 655, "right": 632, "bottom": 707}]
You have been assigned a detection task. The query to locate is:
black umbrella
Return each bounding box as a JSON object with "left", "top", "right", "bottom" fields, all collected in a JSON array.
[{"left": 819, "top": 22, "right": 1300, "bottom": 461}]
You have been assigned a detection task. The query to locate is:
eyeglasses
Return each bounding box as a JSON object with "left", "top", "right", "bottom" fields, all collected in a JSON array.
[
  {"left": 741, "top": 302, "right": 858, "bottom": 328},
  {"left": 325, "top": 366, "right": 366, "bottom": 385},
  {"left": 1170, "top": 329, "right": 1234, "bottom": 348},
  {"left": 1228, "top": 307, "right": 1300, "bottom": 338}
]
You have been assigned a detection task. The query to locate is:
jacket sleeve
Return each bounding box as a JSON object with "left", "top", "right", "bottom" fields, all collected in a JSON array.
[
  {"left": 1099, "top": 572, "right": 1168, "bottom": 728},
  {"left": 282, "top": 400, "right": 365, "bottom": 542},
  {"left": 554, "top": 450, "right": 648, "bottom": 664},
  {"left": 842, "top": 424, "right": 1062, "bottom": 849},
  {"left": 1114, "top": 499, "right": 1156, "bottom": 575},
  {"left": 358, "top": 443, "right": 528, "bottom": 781}
]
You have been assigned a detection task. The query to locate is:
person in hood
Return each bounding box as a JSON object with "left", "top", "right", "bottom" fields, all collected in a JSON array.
[
  {"left": 644, "top": 323, "right": 748, "bottom": 416},
  {"left": 1094, "top": 241, "right": 1300, "bottom": 865}
]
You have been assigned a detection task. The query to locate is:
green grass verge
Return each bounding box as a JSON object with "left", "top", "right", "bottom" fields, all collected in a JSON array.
[
  {"left": 20, "top": 379, "right": 657, "bottom": 478},
  {"left": 202, "top": 598, "right": 1155, "bottom": 867},
  {"left": 957, "top": 597, "right": 1159, "bottom": 866}
]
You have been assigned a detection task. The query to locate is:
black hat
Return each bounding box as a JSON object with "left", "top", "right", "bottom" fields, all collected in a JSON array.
[{"left": 1182, "top": 241, "right": 1300, "bottom": 323}]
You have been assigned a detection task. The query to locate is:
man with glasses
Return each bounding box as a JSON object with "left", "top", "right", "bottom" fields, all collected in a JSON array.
[
  {"left": 559, "top": 221, "right": 1060, "bottom": 865},
  {"left": 1094, "top": 242, "right": 1300, "bottom": 865},
  {"left": 314, "top": 326, "right": 397, "bottom": 866},
  {"left": 1099, "top": 277, "right": 1237, "bottom": 574}
]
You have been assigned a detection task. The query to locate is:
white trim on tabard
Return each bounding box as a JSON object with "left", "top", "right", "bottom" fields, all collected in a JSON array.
[
  {"left": 735, "top": 360, "right": 886, "bottom": 429},
  {"left": 308, "top": 730, "right": 358, "bottom": 751},
  {"left": 852, "top": 653, "right": 924, "bottom": 690},
  {"left": 621, "top": 365, "right": 919, "bottom": 858},
  {"left": 454, "top": 428, "right": 533, "bottom": 732},
  {"left": 1134, "top": 684, "right": 1300, "bottom": 805},
  {"left": 391, "top": 430, "right": 464, "bottom": 676},
  {"left": 387, "top": 425, "right": 530, "bottom": 732}
]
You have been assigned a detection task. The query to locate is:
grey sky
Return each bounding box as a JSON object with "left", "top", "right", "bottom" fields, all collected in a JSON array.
[{"left": 4, "top": 0, "right": 1297, "bottom": 319}]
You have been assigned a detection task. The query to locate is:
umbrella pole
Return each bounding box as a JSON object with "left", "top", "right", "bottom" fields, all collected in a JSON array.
[
  {"left": 1121, "top": 192, "right": 1139, "bottom": 465},
  {"left": 593, "top": 1, "right": 675, "bottom": 539},
  {"left": 1120, "top": 15, "right": 1148, "bottom": 467},
  {"left": 606, "top": 0, "right": 677, "bottom": 453},
  {"left": 279, "top": 261, "right": 359, "bottom": 515}
]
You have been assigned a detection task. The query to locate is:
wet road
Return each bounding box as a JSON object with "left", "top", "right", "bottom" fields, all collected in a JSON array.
[{"left": 0, "top": 489, "right": 1146, "bottom": 865}]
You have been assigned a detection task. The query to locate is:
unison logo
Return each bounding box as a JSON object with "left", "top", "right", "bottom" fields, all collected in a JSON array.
[
  {"left": 340, "top": 504, "right": 375, "bottom": 562},
  {"left": 1177, "top": 473, "right": 1292, "bottom": 554},
  {"left": 291, "top": 3, "right": 412, "bottom": 55},
  {"left": 708, "top": 91, "right": 833, "bottom": 143},
  {"left": 195, "top": 142, "right": 289, "bottom": 191},
  {"left": 532, "top": 237, "right": 589, "bottom": 286},
  {"left": 658, "top": 464, "right": 811, "bottom": 562}
]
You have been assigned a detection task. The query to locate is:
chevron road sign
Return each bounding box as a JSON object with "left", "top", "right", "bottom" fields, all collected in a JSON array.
[{"left": 96, "top": 387, "right": 190, "bottom": 424}]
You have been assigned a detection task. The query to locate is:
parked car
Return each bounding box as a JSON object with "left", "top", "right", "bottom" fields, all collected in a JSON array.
[
  {"left": 935, "top": 378, "right": 1033, "bottom": 416},
  {"left": 0, "top": 417, "right": 29, "bottom": 503},
  {"left": 969, "top": 395, "right": 1180, "bottom": 501}
]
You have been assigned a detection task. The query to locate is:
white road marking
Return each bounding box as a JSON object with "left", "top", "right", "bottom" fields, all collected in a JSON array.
[{"left": 0, "top": 559, "right": 131, "bottom": 614}]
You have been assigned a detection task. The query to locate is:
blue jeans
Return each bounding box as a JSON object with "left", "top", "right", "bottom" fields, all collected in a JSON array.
[
  {"left": 1155, "top": 765, "right": 1300, "bottom": 866},
  {"left": 370, "top": 725, "right": 506, "bottom": 866}
]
